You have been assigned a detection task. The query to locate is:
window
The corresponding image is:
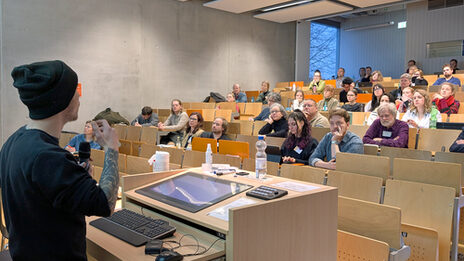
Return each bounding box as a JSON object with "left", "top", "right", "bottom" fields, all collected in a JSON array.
[{"left": 309, "top": 22, "right": 340, "bottom": 80}]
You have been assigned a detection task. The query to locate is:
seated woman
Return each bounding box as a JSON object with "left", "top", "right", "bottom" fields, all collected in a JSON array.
[
  {"left": 364, "top": 83, "right": 384, "bottom": 112},
  {"left": 182, "top": 112, "right": 205, "bottom": 149},
  {"left": 292, "top": 90, "right": 304, "bottom": 111},
  {"left": 258, "top": 103, "right": 288, "bottom": 138},
  {"left": 158, "top": 99, "right": 189, "bottom": 144},
  {"left": 370, "top": 70, "right": 383, "bottom": 85},
  {"left": 280, "top": 110, "right": 318, "bottom": 165},
  {"left": 396, "top": 86, "right": 414, "bottom": 113},
  {"left": 432, "top": 82, "right": 460, "bottom": 115},
  {"left": 367, "top": 93, "right": 397, "bottom": 125},
  {"left": 341, "top": 90, "right": 363, "bottom": 112},
  {"left": 317, "top": 85, "right": 339, "bottom": 111},
  {"left": 402, "top": 89, "right": 441, "bottom": 129},
  {"left": 255, "top": 81, "right": 270, "bottom": 104},
  {"left": 65, "top": 120, "right": 102, "bottom": 152},
  {"left": 411, "top": 69, "right": 428, "bottom": 86}
]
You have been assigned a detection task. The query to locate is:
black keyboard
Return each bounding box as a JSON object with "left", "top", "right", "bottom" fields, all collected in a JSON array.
[{"left": 90, "top": 209, "right": 176, "bottom": 246}]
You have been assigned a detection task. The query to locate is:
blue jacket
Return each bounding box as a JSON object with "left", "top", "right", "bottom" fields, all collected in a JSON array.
[
  {"left": 309, "top": 131, "right": 364, "bottom": 166},
  {"left": 235, "top": 92, "right": 247, "bottom": 103}
]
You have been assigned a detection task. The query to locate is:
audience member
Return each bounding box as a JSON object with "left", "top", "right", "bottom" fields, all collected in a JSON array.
[
  {"left": 309, "top": 70, "right": 326, "bottom": 94},
  {"left": 65, "top": 120, "right": 102, "bottom": 152},
  {"left": 402, "top": 89, "right": 441, "bottom": 129},
  {"left": 280, "top": 110, "right": 318, "bottom": 165},
  {"left": 361, "top": 66, "right": 372, "bottom": 83},
  {"left": 411, "top": 69, "right": 428, "bottom": 86},
  {"left": 232, "top": 83, "right": 247, "bottom": 102},
  {"left": 218, "top": 93, "right": 240, "bottom": 119},
  {"left": 450, "top": 59, "right": 460, "bottom": 74},
  {"left": 406, "top": 59, "right": 416, "bottom": 73},
  {"left": 158, "top": 99, "right": 189, "bottom": 144},
  {"left": 339, "top": 77, "right": 363, "bottom": 103},
  {"left": 364, "top": 83, "right": 385, "bottom": 112},
  {"left": 370, "top": 70, "right": 383, "bottom": 85},
  {"left": 335, "top": 67, "right": 346, "bottom": 89},
  {"left": 356, "top": 67, "right": 366, "bottom": 86},
  {"left": 251, "top": 92, "right": 281, "bottom": 121},
  {"left": 181, "top": 112, "right": 205, "bottom": 149},
  {"left": 131, "top": 106, "right": 159, "bottom": 126},
  {"left": 367, "top": 94, "right": 396, "bottom": 125},
  {"left": 292, "top": 90, "right": 304, "bottom": 111},
  {"left": 450, "top": 128, "right": 464, "bottom": 152},
  {"left": 317, "top": 85, "right": 339, "bottom": 111},
  {"left": 309, "top": 109, "right": 364, "bottom": 170},
  {"left": 341, "top": 90, "right": 363, "bottom": 112},
  {"left": 302, "top": 99, "right": 330, "bottom": 128},
  {"left": 432, "top": 82, "right": 460, "bottom": 114},
  {"left": 432, "top": 64, "right": 461, "bottom": 86},
  {"left": 255, "top": 81, "right": 270, "bottom": 104},
  {"left": 363, "top": 103, "right": 409, "bottom": 148},
  {"left": 259, "top": 103, "right": 288, "bottom": 138},
  {"left": 396, "top": 86, "right": 414, "bottom": 113},
  {"left": 390, "top": 73, "right": 411, "bottom": 100},
  {"left": 407, "top": 65, "right": 418, "bottom": 76},
  {"left": 200, "top": 117, "right": 231, "bottom": 141}
]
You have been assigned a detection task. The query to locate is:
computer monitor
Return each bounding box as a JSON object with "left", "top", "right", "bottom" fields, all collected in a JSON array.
[
  {"left": 135, "top": 172, "right": 253, "bottom": 213},
  {"left": 436, "top": 122, "right": 464, "bottom": 130}
]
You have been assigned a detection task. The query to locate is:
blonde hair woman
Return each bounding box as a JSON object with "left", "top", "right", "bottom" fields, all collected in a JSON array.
[{"left": 402, "top": 89, "right": 441, "bottom": 128}]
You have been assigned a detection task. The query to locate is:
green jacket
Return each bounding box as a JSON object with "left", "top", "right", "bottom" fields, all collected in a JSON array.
[{"left": 93, "top": 108, "right": 130, "bottom": 125}]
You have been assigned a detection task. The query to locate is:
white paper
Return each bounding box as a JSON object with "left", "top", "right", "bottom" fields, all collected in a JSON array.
[
  {"left": 272, "top": 181, "right": 320, "bottom": 192},
  {"left": 207, "top": 198, "right": 258, "bottom": 221}
]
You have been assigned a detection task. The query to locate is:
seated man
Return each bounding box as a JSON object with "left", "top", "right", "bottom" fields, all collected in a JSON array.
[
  {"left": 302, "top": 99, "right": 329, "bottom": 128},
  {"left": 433, "top": 64, "right": 461, "bottom": 87},
  {"left": 309, "top": 109, "right": 364, "bottom": 170},
  {"left": 131, "top": 106, "right": 159, "bottom": 126},
  {"left": 232, "top": 83, "right": 247, "bottom": 103},
  {"left": 363, "top": 103, "right": 409, "bottom": 148},
  {"left": 200, "top": 117, "right": 231, "bottom": 141},
  {"left": 390, "top": 73, "right": 411, "bottom": 100},
  {"left": 450, "top": 127, "right": 464, "bottom": 152},
  {"left": 251, "top": 92, "right": 281, "bottom": 121}
]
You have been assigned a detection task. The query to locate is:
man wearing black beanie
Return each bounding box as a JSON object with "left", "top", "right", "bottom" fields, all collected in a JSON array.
[{"left": 0, "top": 60, "right": 120, "bottom": 260}]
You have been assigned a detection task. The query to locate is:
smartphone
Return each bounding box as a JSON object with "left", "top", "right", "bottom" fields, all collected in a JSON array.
[{"left": 235, "top": 172, "right": 249, "bottom": 176}]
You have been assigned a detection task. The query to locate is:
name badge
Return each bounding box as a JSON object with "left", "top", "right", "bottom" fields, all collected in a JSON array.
[
  {"left": 382, "top": 131, "right": 392, "bottom": 138},
  {"left": 294, "top": 146, "right": 303, "bottom": 154}
]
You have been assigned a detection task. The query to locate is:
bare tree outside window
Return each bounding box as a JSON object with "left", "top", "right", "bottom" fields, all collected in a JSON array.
[{"left": 309, "top": 22, "right": 339, "bottom": 80}]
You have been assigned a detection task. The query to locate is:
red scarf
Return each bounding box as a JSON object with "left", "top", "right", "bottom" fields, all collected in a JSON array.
[{"left": 434, "top": 96, "right": 455, "bottom": 111}]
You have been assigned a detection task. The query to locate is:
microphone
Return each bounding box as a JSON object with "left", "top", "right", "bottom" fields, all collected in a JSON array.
[{"left": 78, "top": 142, "right": 91, "bottom": 170}]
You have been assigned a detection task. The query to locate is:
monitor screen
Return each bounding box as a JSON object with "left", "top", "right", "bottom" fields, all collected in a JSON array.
[
  {"left": 135, "top": 172, "right": 253, "bottom": 213},
  {"left": 437, "top": 122, "right": 464, "bottom": 130}
]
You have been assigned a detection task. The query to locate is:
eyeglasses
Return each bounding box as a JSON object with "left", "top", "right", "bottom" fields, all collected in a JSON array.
[
  {"left": 270, "top": 110, "right": 280, "bottom": 114},
  {"left": 189, "top": 117, "right": 198, "bottom": 121}
]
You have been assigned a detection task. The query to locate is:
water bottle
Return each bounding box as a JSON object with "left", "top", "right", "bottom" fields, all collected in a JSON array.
[
  {"left": 176, "top": 136, "right": 181, "bottom": 149},
  {"left": 292, "top": 83, "right": 296, "bottom": 91},
  {"left": 430, "top": 106, "right": 438, "bottom": 129},
  {"left": 251, "top": 97, "right": 255, "bottom": 103},
  {"left": 205, "top": 143, "right": 213, "bottom": 166},
  {"left": 255, "top": 136, "right": 267, "bottom": 179}
]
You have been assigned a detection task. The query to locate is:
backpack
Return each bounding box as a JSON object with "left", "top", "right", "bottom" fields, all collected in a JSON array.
[{"left": 93, "top": 108, "right": 130, "bottom": 125}]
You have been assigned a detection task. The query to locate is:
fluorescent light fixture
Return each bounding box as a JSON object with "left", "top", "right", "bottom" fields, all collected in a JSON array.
[
  {"left": 397, "top": 21, "right": 407, "bottom": 29},
  {"left": 262, "top": 0, "right": 311, "bottom": 12},
  {"left": 345, "top": 21, "right": 394, "bottom": 31}
]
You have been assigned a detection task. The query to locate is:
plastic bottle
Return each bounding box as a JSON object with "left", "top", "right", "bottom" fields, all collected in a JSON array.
[
  {"left": 205, "top": 143, "right": 213, "bottom": 167},
  {"left": 251, "top": 97, "right": 255, "bottom": 103},
  {"left": 292, "top": 83, "right": 296, "bottom": 92},
  {"left": 176, "top": 136, "right": 181, "bottom": 149},
  {"left": 430, "top": 105, "right": 438, "bottom": 129},
  {"left": 255, "top": 136, "right": 267, "bottom": 179}
]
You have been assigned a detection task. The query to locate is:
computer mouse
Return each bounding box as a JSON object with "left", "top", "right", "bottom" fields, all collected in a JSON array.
[{"left": 155, "top": 251, "right": 184, "bottom": 261}]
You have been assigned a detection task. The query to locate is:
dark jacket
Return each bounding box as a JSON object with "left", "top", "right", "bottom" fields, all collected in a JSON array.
[
  {"left": 450, "top": 128, "right": 464, "bottom": 153},
  {"left": 280, "top": 137, "right": 318, "bottom": 165},
  {"left": 258, "top": 118, "right": 288, "bottom": 138}
]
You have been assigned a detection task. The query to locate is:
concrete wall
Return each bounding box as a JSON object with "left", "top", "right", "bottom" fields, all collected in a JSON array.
[
  {"left": 295, "top": 21, "right": 310, "bottom": 82},
  {"left": 405, "top": 1, "right": 464, "bottom": 74},
  {"left": 0, "top": 0, "right": 295, "bottom": 143},
  {"left": 339, "top": 9, "right": 407, "bottom": 80}
]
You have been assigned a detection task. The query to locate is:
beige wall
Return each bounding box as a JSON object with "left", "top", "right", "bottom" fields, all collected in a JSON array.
[{"left": 0, "top": 0, "right": 295, "bottom": 143}]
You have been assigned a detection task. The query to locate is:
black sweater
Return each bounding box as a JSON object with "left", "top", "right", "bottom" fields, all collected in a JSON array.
[
  {"left": 258, "top": 118, "right": 289, "bottom": 138},
  {"left": 280, "top": 137, "right": 319, "bottom": 165}
]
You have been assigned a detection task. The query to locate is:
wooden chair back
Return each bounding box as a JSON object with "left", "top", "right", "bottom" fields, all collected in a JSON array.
[
  {"left": 336, "top": 153, "right": 390, "bottom": 182},
  {"left": 157, "top": 109, "right": 171, "bottom": 117},
  {"left": 189, "top": 102, "right": 215, "bottom": 110},
  {"left": 267, "top": 161, "right": 280, "bottom": 176},
  {"left": 218, "top": 140, "right": 249, "bottom": 159},
  {"left": 326, "top": 170, "right": 382, "bottom": 203},
  {"left": 191, "top": 137, "right": 218, "bottom": 153},
  {"left": 140, "top": 127, "right": 157, "bottom": 144},
  {"left": 59, "top": 132, "right": 77, "bottom": 148},
  {"left": 139, "top": 143, "right": 158, "bottom": 158},
  {"left": 252, "top": 121, "right": 267, "bottom": 136},
  {"left": 275, "top": 82, "right": 289, "bottom": 89},
  {"left": 217, "top": 102, "right": 238, "bottom": 112},
  {"left": 236, "top": 135, "right": 259, "bottom": 158},
  {"left": 237, "top": 103, "right": 246, "bottom": 114},
  {"left": 280, "top": 164, "right": 326, "bottom": 185},
  {"left": 212, "top": 154, "right": 241, "bottom": 168},
  {"left": 241, "top": 158, "right": 279, "bottom": 176},
  {"left": 311, "top": 127, "right": 330, "bottom": 142},
  {"left": 338, "top": 196, "right": 402, "bottom": 250},
  {"left": 347, "top": 125, "right": 369, "bottom": 139},
  {"left": 227, "top": 122, "right": 241, "bottom": 135},
  {"left": 118, "top": 153, "right": 127, "bottom": 173},
  {"left": 131, "top": 141, "right": 143, "bottom": 156},
  {"left": 126, "top": 126, "right": 142, "bottom": 141},
  {"left": 126, "top": 155, "right": 152, "bottom": 174},
  {"left": 449, "top": 114, "right": 464, "bottom": 123},
  {"left": 417, "top": 128, "right": 461, "bottom": 152},
  {"left": 155, "top": 146, "right": 184, "bottom": 165},
  {"left": 182, "top": 150, "right": 205, "bottom": 168},
  {"left": 384, "top": 179, "right": 455, "bottom": 261},
  {"left": 119, "top": 140, "right": 132, "bottom": 155},
  {"left": 93, "top": 166, "right": 103, "bottom": 181},
  {"left": 363, "top": 144, "right": 379, "bottom": 155},
  {"left": 303, "top": 94, "right": 323, "bottom": 102},
  {"left": 349, "top": 112, "right": 366, "bottom": 125},
  {"left": 337, "top": 230, "right": 389, "bottom": 261},
  {"left": 113, "top": 124, "right": 127, "bottom": 140},
  {"left": 380, "top": 146, "right": 432, "bottom": 175},
  {"left": 356, "top": 94, "right": 372, "bottom": 104},
  {"left": 244, "top": 103, "right": 263, "bottom": 117},
  {"left": 202, "top": 109, "right": 216, "bottom": 122},
  {"left": 245, "top": 91, "right": 260, "bottom": 101},
  {"left": 232, "top": 120, "right": 253, "bottom": 136},
  {"left": 215, "top": 109, "right": 233, "bottom": 122},
  {"left": 186, "top": 109, "right": 203, "bottom": 118},
  {"left": 408, "top": 128, "right": 418, "bottom": 149},
  {"left": 401, "top": 223, "right": 439, "bottom": 261},
  {"left": 435, "top": 151, "right": 464, "bottom": 178},
  {"left": 423, "top": 75, "right": 437, "bottom": 85},
  {"left": 203, "top": 121, "right": 213, "bottom": 132},
  {"left": 265, "top": 136, "right": 285, "bottom": 148},
  {"left": 392, "top": 158, "right": 462, "bottom": 196},
  {"left": 91, "top": 149, "right": 105, "bottom": 167}
]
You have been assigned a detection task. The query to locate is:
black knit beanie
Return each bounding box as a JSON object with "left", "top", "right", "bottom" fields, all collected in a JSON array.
[{"left": 11, "top": 60, "right": 78, "bottom": 119}]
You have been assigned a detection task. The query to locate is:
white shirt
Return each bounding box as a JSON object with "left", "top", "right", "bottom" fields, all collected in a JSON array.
[
  {"left": 292, "top": 100, "right": 304, "bottom": 111},
  {"left": 364, "top": 101, "right": 373, "bottom": 112},
  {"left": 401, "top": 109, "right": 442, "bottom": 129}
]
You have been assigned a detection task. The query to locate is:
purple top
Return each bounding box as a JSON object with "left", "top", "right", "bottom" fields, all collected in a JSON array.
[{"left": 363, "top": 119, "right": 409, "bottom": 148}]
